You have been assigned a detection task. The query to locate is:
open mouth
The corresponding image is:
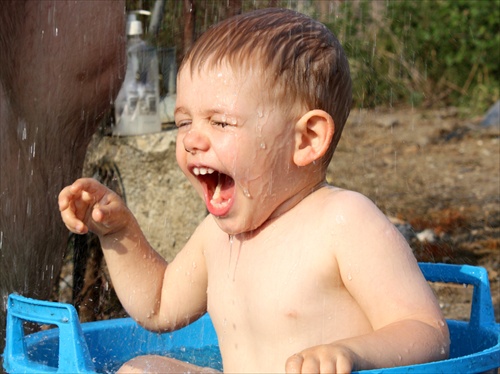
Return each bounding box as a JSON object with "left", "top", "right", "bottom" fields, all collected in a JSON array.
[{"left": 192, "top": 166, "right": 235, "bottom": 216}]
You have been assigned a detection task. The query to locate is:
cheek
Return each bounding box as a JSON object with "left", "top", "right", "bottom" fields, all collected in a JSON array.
[{"left": 214, "top": 131, "right": 241, "bottom": 170}]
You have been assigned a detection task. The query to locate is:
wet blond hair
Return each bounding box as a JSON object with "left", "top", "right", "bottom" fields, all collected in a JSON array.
[{"left": 180, "top": 8, "right": 352, "bottom": 161}]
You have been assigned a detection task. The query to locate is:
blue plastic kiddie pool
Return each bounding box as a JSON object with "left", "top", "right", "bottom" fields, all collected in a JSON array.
[{"left": 3, "top": 263, "right": 500, "bottom": 373}]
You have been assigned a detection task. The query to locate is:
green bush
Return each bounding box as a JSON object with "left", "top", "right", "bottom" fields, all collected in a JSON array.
[
  {"left": 130, "top": 0, "right": 499, "bottom": 113},
  {"left": 328, "top": 0, "right": 500, "bottom": 112}
]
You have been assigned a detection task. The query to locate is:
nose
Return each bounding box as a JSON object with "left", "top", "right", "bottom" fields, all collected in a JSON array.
[{"left": 183, "top": 128, "right": 210, "bottom": 154}]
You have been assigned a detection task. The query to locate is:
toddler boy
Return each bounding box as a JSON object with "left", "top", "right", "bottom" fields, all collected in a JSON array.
[{"left": 59, "top": 8, "right": 449, "bottom": 373}]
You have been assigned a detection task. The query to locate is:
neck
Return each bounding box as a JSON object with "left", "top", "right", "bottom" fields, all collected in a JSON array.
[{"left": 235, "top": 178, "right": 328, "bottom": 242}]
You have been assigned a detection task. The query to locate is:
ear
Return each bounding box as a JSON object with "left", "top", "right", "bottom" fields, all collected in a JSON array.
[{"left": 293, "top": 109, "right": 335, "bottom": 167}]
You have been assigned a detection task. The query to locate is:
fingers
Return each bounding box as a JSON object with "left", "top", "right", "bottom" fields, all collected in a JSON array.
[
  {"left": 58, "top": 185, "right": 84, "bottom": 233},
  {"left": 285, "top": 355, "right": 325, "bottom": 374},
  {"left": 285, "top": 347, "right": 354, "bottom": 374},
  {"left": 58, "top": 178, "right": 107, "bottom": 234},
  {"left": 59, "top": 178, "right": 128, "bottom": 237},
  {"left": 285, "top": 354, "right": 303, "bottom": 374}
]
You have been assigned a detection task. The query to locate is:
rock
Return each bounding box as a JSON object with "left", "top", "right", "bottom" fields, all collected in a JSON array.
[
  {"left": 395, "top": 223, "right": 417, "bottom": 243},
  {"left": 481, "top": 100, "right": 500, "bottom": 128},
  {"left": 373, "top": 114, "right": 400, "bottom": 128},
  {"left": 416, "top": 228, "right": 437, "bottom": 243},
  {"left": 84, "top": 130, "right": 206, "bottom": 261}
]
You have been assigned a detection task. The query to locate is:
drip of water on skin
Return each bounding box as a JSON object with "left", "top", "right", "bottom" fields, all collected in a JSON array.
[
  {"left": 227, "top": 235, "right": 242, "bottom": 282},
  {"left": 256, "top": 105, "right": 264, "bottom": 119},
  {"left": 255, "top": 105, "right": 265, "bottom": 149},
  {"left": 228, "top": 234, "right": 234, "bottom": 271},
  {"left": 232, "top": 241, "right": 242, "bottom": 282},
  {"left": 242, "top": 188, "right": 251, "bottom": 198}
]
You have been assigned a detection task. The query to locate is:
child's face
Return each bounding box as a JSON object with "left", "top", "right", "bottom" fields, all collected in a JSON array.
[{"left": 175, "top": 62, "right": 300, "bottom": 235}]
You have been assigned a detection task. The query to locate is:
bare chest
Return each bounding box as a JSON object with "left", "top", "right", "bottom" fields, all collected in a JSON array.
[{"left": 203, "top": 229, "right": 370, "bottom": 365}]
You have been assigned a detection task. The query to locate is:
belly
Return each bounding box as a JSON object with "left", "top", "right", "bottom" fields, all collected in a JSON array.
[{"left": 207, "top": 267, "right": 373, "bottom": 372}]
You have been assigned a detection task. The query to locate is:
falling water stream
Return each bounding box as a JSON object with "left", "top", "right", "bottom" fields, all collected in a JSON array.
[{"left": 1, "top": 1, "right": 498, "bottom": 372}]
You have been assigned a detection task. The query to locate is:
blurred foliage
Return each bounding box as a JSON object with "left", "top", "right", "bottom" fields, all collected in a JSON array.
[
  {"left": 125, "top": 0, "right": 499, "bottom": 113},
  {"left": 324, "top": 0, "right": 500, "bottom": 112}
]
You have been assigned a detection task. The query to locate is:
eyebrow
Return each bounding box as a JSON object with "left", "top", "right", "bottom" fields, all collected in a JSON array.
[
  {"left": 174, "top": 106, "right": 236, "bottom": 119},
  {"left": 174, "top": 107, "right": 189, "bottom": 116}
]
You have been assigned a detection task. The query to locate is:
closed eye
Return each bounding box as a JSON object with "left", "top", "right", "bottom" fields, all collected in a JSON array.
[
  {"left": 175, "top": 120, "right": 191, "bottom": 128},
  {"left": 211, "top": 120, "right": 229, "bottom": 128}
]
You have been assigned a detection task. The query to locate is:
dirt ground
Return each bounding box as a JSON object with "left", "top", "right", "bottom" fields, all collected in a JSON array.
[
  {"left": 60, "top": 106, "right": 499, "bottom": 325},
  {"left": 328, "top": 107, "right": 499, "bottom": 322}
]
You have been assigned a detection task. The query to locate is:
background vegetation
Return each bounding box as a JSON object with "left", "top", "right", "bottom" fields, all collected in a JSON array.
[{"left": 128, "top": 0, "right": 499, "bottom": 114}]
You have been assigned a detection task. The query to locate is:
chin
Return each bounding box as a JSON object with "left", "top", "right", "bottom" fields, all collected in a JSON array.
[
  {"left": 213, "top": 217, "right": 245, "bottom": 236},
  {"left": 212, "top": 214, "right": 266, "bottom": 237}
]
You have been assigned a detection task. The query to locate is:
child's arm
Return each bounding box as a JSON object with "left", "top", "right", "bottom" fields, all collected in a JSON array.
[
  {"left": 58, "top": 178, "right": 208, "bottom": 331},
  {"left": 285, "top": 191, "right": 449, "bottom": 373}
]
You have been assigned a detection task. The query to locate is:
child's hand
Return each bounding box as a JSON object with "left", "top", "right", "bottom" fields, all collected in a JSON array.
[
  {"left": 285, "top": 344, "right": 355, "bottom": 374},
  {"left": 58, "top": 178, "right": 130, "bottom": 237}
]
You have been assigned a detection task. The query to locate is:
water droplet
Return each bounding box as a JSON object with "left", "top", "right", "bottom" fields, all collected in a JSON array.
[
  {"left": 243, "top": 189, "right": 251, "bottom": 198},
  {"left": 26, "top": 199, "right": 32, "bottom": 216}
]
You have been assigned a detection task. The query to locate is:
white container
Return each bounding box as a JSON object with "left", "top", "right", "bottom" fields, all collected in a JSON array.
[{"left": 113, "top": 14, "right": 161, "bottom": 136}]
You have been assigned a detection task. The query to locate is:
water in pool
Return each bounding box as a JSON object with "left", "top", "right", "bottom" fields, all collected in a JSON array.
[{"left": 101, "top": 345, "right": 223, "bottom": 373}]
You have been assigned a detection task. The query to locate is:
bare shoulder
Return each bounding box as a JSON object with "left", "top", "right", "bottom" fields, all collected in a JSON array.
[
  {"left": 309, "top": 186, "right": 390, "bottom": 229},
  {"left": 311, "top": 186, "right": 421, "bottom": 282},
  {"left": 315, "top": 186, "right": 443, "bottom": 327}
]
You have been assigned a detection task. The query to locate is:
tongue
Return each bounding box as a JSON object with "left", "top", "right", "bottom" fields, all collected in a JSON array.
[
  {"left": 210, "top": 175, "right": 234, "bottom": 204},
  {"left": 211, "top": 181, "right": 223, "bottom": 203},
  {"left": 208, "top": 175, "right": 235, "bottom": 216}
]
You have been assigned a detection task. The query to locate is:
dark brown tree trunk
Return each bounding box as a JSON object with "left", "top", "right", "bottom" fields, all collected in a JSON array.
[
  {"left": 183, "top": 0, "right": 196, "bottom": 53},
  {"left": 227, "top": 0, "right": 242, "bottom": 17}
]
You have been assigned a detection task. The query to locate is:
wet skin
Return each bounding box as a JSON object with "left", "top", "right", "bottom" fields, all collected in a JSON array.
[{"left": 59, "top": 62, "right": 449, "bottom": 372}]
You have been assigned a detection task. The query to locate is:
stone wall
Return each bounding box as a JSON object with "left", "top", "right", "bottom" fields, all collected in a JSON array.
[{"left": 83, "top": 130, "right": 206, "bottom": 262}]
